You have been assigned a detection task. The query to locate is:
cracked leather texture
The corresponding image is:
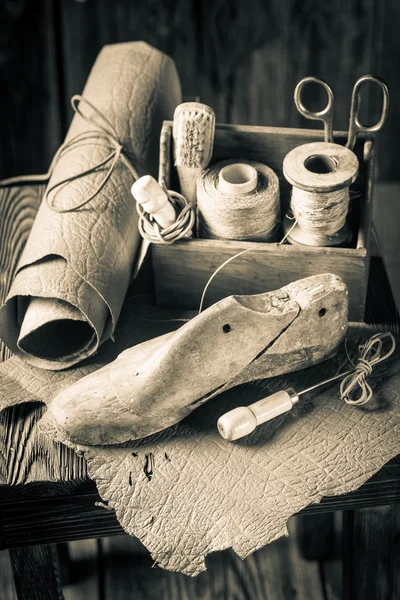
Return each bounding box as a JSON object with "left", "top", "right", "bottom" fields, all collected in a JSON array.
[
  {"left": 0, "top": 295, "right": 399, "bottom": 575},
  {"left": 0, "top": 41, "right": 182, "bottom": 369}
]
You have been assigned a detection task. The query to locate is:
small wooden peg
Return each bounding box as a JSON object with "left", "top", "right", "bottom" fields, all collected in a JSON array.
[{"left": 131, "top": 175, "right": 177, "bottom": 230}]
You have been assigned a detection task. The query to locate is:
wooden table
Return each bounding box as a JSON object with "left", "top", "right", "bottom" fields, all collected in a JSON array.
[{"left": 0, "top": 181, "right": 399, "bottom": 600}]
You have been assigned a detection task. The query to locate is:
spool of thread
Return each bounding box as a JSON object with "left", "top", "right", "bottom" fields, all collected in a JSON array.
[
  {"left": 197, "top": 159, "right": 280, "bottom": 242},
  {"left": 282, "top": 142, "right": 359, "bottom": 247}
]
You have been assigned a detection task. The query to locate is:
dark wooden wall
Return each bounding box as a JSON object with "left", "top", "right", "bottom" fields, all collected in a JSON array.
[{"left": 0, "top": 0, "right": 399, "bottom": 183}]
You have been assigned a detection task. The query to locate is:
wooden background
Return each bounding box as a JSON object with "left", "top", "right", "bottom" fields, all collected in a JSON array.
[{"left": 0, "top": 0, "right": 399, "bottom": 184}]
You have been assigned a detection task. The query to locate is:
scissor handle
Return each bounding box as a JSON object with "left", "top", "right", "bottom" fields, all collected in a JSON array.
[
  {"left": 294, "top": 76, "right": 334, "bottom": 143},
  {"left": 347, "top": 75, "right": 390, "bottom": 150}
]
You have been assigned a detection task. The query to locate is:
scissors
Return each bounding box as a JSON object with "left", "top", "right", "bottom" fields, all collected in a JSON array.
[{"left": 294, "top": 75, "right": 389, "bottom": 150}]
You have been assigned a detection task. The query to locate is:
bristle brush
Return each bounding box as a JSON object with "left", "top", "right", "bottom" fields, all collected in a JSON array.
[{"left": 172, "top": 102, "right": 215, "bottom": 206}]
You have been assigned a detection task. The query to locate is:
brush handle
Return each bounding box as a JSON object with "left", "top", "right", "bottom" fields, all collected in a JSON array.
[
  {"left": 176, "top": 166, "right": 202, "bottom": 205},
  {"left": 172, "top": 102, "right": 215, "bottom": 208}
]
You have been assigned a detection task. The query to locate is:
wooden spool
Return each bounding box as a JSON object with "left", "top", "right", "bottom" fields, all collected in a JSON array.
[{"left": 283, "top": 141, "right": 359, "bottom": 247}]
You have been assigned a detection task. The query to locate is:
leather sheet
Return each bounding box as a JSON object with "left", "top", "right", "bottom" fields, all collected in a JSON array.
[{"left": 0, "top": 296, "right": 399, "bottom": 575}]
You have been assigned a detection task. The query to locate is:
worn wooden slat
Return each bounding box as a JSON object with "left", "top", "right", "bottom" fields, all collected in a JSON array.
[
  {"left": 63, "top": 539, "right": 99, "bottom": 600},
  {"left": 372, "top": 183, "right": 400, "bottom": 314},
  {"left": 101, "top": 533, "right": 325, "bottom": 600},
  {"left": 395, "top": 505, "right": 400, "bottom": 600},
  {"left": 0, "top": 187, "right": 86, "bottom": 486},
  {"left": 102, "top": 535, "right": 201, "bottom": 600},
  {"left": 368, "top": 1, "right": 400, "bottom": 181},
  {"left": 0, "top": 464, "right": 398, "bottom": 551},
  {"left": 0, "top": 0, "right": 84, "bottom": 487},
  {"left": 293, "top": 513, "right": 335, "bottom": 561},
  {"left": 342, "top": 505, "right": 396, "bottom": 600},
  {"left": 229, "top": 0, "right": 392, "bottom": 182},
  {"left": 59, "top": 0, "right": 226, "bottom": 121},
  {"left": 0, "top": 549, "right": 17, "bottom": 600},
  {"left": 320, "top": 513, "right": 343, "bottom": 600},
  {"left": 9, "top": 544, "right": 64, "bottom": 600},
  {"left": 365, "top": 256, "right": 400, "bottom": 336},
  {"left": 0, "top": 0, "right": 62, "bottom": 178},
  {"left": 287, "top": 532, "right": 326, "bottom": 600}
]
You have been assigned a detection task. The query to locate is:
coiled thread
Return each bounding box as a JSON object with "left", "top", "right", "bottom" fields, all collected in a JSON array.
[
  {"left": 340, "top": 332, "right": 396, "bottom": 405},
  {"left": 197, "top": 159, "right": 280, "bottom": 242},
  {"left": 137, "top": 185, "right": 195, "bottom": 245},
  {"left": 291, "top": 187, "right": 350, "bottom": 235}
]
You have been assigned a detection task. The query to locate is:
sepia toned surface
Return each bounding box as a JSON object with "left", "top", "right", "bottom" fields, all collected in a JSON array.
[{"left": 0, "top": 0, "right": 400, "bottom": 597}]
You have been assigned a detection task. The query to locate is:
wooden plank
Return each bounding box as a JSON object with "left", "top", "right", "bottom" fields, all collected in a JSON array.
[
  {"left": 320, "top": 512, "right": 343, "bottom": 600},
  {"left": 0, "top": 464, "right": 398, "bottom": 550},
  {"left": 102, "top": 535, "right": 201, "bottom": 600},
  {"left": 293, "top": 513, "right": 335, "bottom": 561},
  {"left": 365, "top": 256, "right": 400, "bottom": 336},
  {"left": 290, "top": 512, "right": 342, "bottom": 599},
  {"left": 9, "top": 544, "right": 64, "bottom": 600},
  {"left": 286, "top": 534, "right": 326, "bottom": 600},
  {"left": 0, "top": 1, "right": 84, "bottom": 487},
  {"left": 368, "top": 0, "right": 400, "bottom": 181},
  {"left": 228, "top": 0, "right": 392, "bottom": 181},
  {"left": 372, "top": 183, "right": 400, "bottom": 314},
  {"left": 0, "top": 550, "right": 17, "bottom": 600},
  {"left": 153, "top": 239, "right": 367, "bottom": 320},
  {"left": 342, "top": 505, "right": 396, "bottom": 600},
  {"left": 59, "top": 0, "right": 226, "bottom": 121},
  {"left": 63, "top": 539, "right": 99, "bottom": 600},
  {"left": 101, "top": 533, "right": 324, "bottom": 600},
  {"left": 396, "top": 505, "right": 400, "bottom": 600},
  {"left": 0, "top": 0, "right": 62, "bottom": 178}
]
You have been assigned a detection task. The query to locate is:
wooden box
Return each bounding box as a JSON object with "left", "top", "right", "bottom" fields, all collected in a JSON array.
[{"left": 152, "top": 122, "right": 375, "bottom": 321}]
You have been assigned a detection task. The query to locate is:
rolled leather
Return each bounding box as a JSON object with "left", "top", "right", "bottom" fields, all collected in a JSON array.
[{"left": 0, "top": 42, "right": 182, "bottom": 369}]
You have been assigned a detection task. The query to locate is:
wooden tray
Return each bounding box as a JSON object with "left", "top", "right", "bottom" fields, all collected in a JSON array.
[{"left": 152, "top": 122, "right": 375, "bottom": 321}]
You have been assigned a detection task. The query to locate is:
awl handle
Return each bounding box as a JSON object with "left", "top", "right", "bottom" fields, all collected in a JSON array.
[{"left": 217, "top": 389, "right": 299, "bottom": 441}]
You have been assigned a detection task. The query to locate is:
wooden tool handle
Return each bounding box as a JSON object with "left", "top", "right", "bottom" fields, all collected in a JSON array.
[{"left": 217, "top": 389, "right": 299, "bottom": 441}]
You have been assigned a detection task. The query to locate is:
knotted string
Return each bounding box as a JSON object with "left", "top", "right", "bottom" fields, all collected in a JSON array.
[
  {"left": 340, "top": 332, "right": 396, "bottom": 405},
  {"left": 137, "top": 181, "right": 195, "bottom": 244},
  {"left": 0, "top": 95, "right": 139, "bottom": 213}
]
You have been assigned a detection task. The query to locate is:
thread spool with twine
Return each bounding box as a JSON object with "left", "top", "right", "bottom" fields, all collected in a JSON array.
[
  {"left": 282, "top": 142, "right": 359, "bottom": 247},
  {"left": 197, "top": 159, "right": 280, "bottom": 242}
]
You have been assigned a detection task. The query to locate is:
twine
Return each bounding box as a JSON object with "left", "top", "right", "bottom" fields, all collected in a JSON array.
[
  {"left": 0, "top": 95, "right": 139, "bottom": 213},
  {"left": 291, "top": 187, "right": 350, "bottom": 235},
  {"left": 197, "top": 159, "right": 280, "bottom": 242},
  {"left": 340, "top": 332, "right": 396, "bottom": 406},
  {"left": 137, "top": 182, "right": 195, "bottom": 245}
]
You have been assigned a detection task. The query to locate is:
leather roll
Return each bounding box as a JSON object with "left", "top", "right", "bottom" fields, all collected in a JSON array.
[{"left": 0, "top": 42, "right": 182, "bottom": 370}]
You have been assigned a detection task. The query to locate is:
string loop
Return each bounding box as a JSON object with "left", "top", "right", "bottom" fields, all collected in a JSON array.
[
  {"left": 340, "top": 332, "right": 396, "bottom": 405},
  {"left": 137, "top": 182, "right": 195, "bottom": 245},
  {"left": 46, "top": 95, "right": 139, "bottom": 213},
  {"left": 0, "top": 95, "right": 139, "bottom": 214}
]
